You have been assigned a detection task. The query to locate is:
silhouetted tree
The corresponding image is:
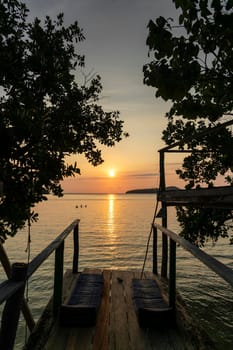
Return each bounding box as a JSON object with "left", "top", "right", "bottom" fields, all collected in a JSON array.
[
  {"left": 144, "top": 0, "right": 233, "bottom": 246},
  {"left": 0, "top": 0, "right": 127, "bottom": 241}
]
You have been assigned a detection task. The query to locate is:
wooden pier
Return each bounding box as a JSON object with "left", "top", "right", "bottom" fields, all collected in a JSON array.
[
  {"left": 1, "top": 219, "right": 233, "bottom": 349},
  {"left": 1, "top": 121, "right": 233, "bottom": 349},
  {"left": 27, "top": 269, "right": 211, "bottom": 350}
]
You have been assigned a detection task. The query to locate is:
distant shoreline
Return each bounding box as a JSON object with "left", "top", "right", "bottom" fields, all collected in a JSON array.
[
  {"left": 61, "top": 187, "right": 180, "bottom": 195},
  {"left": 125, "top": 188, "right": 157, "bottom": 194},
  {"left": 125, "top": 187, "right": 179, "bottom": 194}
]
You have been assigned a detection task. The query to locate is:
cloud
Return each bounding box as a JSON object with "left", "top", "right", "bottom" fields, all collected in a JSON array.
[
  {"left": 126, "top": 173, "right": 159, "bottom": 178},
  {"left": 68, "top": 172, "right": 159, "bottom": 181}
]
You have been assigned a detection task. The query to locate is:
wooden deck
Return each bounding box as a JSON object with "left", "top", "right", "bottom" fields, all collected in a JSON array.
[
  {"left": 36, "top": 268, "right": 212, "bottom": 350},
  {"left": 158, "top": 186, "right": 233, "bottom": 208}
]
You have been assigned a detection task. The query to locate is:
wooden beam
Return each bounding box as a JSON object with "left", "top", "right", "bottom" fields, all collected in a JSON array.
[{"left": 159, "top": 186, "right": 233, "bottom": 207}]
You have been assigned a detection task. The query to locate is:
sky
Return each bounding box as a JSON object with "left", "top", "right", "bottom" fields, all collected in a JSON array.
[{"left": 25, "top": 0, "right": 186, "bottom": 193}]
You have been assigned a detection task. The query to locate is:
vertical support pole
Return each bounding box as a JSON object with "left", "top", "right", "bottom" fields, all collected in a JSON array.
[
  {"left": 72, "top": 221, "right": 79, "bottom": 274},
  {"left": 152, "top": 225, "right": 158, "bottom": 275},
  {"left": 53, "top": 241, "right": 64, "bottom": 317},
  {"left": 159, "top": 151, "right": 166, "bottom": 193},
  {"left": 169, "top": 239, "right": 176, "bottom": 308},
  {"left": 161, "top": 211, "right": 168, "bottom": 278},
  {"left": 0, "top": 262, "right": 27, "bottom": 350},
  {"left": 159, "top": 150, "right": 168, "bottom": 278}
]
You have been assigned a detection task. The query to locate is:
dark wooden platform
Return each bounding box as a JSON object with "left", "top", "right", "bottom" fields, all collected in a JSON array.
[
  {"left": 158, "top": 186, "right": 233, "bottom": 208},
  {"left": 60, "top": 273, "right": 104, "bottom": 327},
  {"left": 39, "top": 269, "right": 212, "bottom": 350}
]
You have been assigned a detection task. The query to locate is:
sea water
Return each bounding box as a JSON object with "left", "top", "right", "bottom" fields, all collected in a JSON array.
[{"left": 0, "top": 193, "right": 233, "bottom": 349}]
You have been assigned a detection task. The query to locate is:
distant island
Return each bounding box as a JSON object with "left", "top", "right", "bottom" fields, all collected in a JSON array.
[{"left": 125, "top": 187, "right": 179, "bottom": 194}]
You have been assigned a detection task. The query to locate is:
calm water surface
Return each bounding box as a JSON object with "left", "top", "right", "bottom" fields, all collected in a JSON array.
[{"left": 1, "top": 194, "right": 233, "bottom": 349}]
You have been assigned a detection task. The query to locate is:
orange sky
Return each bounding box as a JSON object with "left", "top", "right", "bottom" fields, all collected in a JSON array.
[
  {"left": 61, "top": 155, "right": 187, "bottom": 194},
  {"left": 26, "top": 0, "right": 184, "bottom": 194},
  {"left": 25, "top": 1, "right": 229, "bottom": 194},
  {"left": 62, "top": 151, "right": 228, "bottom": 194}
]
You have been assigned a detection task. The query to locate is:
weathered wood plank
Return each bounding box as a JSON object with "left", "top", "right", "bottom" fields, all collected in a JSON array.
[
  {"left": 57, "top": 268, "right": 102, "bottom": 350},
  {"left": 142, "top": 271, "right": 191, "bottom": 350},
  {"left": 27, "top": 269, "right": 214, "bottom": 350},
  {"left": 65, "top": 327, "right": 94, "bottom": 350},
  {"left": 119, "top": 270, "right": 148, "bottom": 350},
  {"left": 26, "top": 270, "right": 78, "bottom": 350},
  {"left": 45, "top": 273, "right": 77, "bottom": 349},
  {"left": 147, "top": 327, "right": 188, "bottom": 350},
  {"left": 143, "top": 271, "right": 214, "bottom": 350},
  {"left": 108, "top": 270, "right": 131, "bottom": 349},
  {"left": 93, "top": 270, "right": 111, "bottom": 350},
  {"left": 45, "top": 269, "right": 103, "bottom": 350},
  {"left": 44, "top": 319, "right": 71, "bottom": 350}
]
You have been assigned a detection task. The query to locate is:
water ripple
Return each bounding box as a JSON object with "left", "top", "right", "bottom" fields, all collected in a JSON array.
[{"left": 1, "top": 194, "right": 233, "bottom": 349}]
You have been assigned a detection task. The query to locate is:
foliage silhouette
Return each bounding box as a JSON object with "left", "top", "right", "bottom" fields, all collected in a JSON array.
[
  {"left": 0, "top": 0, "right": 127, "bottom": 241},
  {"left": 144, "top": 0, "right": 233, "bottom": 246}
]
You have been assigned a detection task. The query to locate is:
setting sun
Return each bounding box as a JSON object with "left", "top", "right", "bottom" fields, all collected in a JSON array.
[{"left": 108, "top": 169, "right": 116, "bottom": 177}]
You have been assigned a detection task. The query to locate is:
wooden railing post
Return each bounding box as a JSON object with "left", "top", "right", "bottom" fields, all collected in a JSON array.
[
  {"left": 169, "top": 239, "right": 176, "bottom": 308},
  {"left": 159, "top": 150, "right": 168, "bottom": 278},
  {"left": 72, "top": 221, "right": 79, "bottom": 274},
  {"left": 161, "top": 226, "right": 168, "bottom": 277},
  {"left": 0, "top": 244, "right": 35, "bottom": 332},
  {"left": 53, "top": 241, "right": 64, "bottom": 317},
  {"left": 152, "top": 225, "right": 158, "bottom": 275},
  {"left": 0, "top": 262, "right": 27, "bottom": 350}
]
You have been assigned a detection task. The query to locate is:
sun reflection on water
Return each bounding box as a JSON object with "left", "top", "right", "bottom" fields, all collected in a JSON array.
[
  {"left": 108, "top": 194, "right": 114, "bottom": 222},
  {"left": 107, "top": 194, "right": 117, "bottom": 248}
]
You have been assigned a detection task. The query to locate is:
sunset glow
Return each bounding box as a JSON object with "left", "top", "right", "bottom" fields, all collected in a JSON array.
[
  {"left": 38, "top": 0, "right": 192, "bottom": 194},
  {"left": 108, "top": 169, "right": 116, "bottom": 178}
]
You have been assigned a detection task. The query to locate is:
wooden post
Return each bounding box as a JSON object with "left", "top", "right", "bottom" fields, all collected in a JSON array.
[
  {"left": 169, "top": 238, "right": 176, "bottom": 308},
  {"left": 159, "top": 150, "right": 168, "bottom": 278},
  {"left": 0, "top": 262, "right": 27, "bottom": 350},
  {"left": 72, "top": 222, "right": 79, "bottom": 273},
  {"left": 161, "top": 212, "right": 168, "bottom": 278},
  {"left": 53, "top": 241, "right": 64, "bottom": 317},
  {"left": 0, "top": 244, "right": 35, "bottom": 332},
  {"left": 159, "top": 151, "right": 165, "bottom": 192},
  {"left": 152, "top": 225, "right": 158, "bottom": 275}
]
